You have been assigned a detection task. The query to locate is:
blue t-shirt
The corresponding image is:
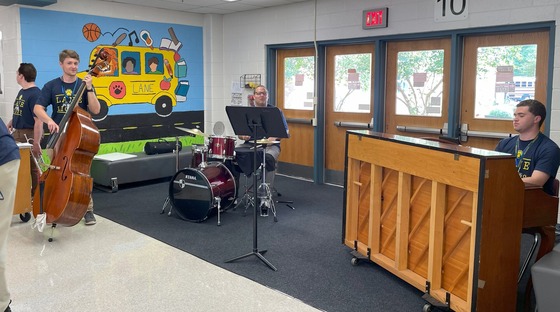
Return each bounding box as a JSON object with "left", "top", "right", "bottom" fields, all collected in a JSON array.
[
  {"left": 37, "top": 77, "right": 90, "bottom": 125},
  {"left": 12, "top": 86, "right": 42, "bottom": 129},
  {"left": 496, "top": 133, "right": 560, "bottom": 195},
  {"left": 0, "top": 117, "right": 20, "bottom": 166}
]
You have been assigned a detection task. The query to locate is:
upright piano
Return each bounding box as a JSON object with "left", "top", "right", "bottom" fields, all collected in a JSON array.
[{"left": 343, "top": 130, "right": 558, "bottom": 312}]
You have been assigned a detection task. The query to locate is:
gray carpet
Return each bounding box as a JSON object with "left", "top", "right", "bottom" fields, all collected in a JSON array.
[{"left": 93, "top": 174, "right": 426, "bottom": 312}]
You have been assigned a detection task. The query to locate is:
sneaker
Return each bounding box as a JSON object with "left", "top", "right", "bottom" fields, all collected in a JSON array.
[{"left": 84, "top": 211, "right": 97, "bottom": 225}]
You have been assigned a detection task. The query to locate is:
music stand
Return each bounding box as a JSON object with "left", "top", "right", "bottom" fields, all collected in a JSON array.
[{"left": 224, "top": 106, "right": 288, "bottom": 271}]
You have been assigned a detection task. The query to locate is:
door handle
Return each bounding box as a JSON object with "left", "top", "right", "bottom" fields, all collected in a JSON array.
[
  {"left": 285, "top": 118, "right": 313, "bottom": 125},
  {"left": 461, "top": 130, "right": 514, "bottom": 139},
  {"left": 460, "top": 124, "right": 515, "bottom": 140},
  {"left": 396, "top": 125, "right": 442, "bottom": 135},
  {"left": 334, "top": 121, "right": 373, "bottom": 129}
]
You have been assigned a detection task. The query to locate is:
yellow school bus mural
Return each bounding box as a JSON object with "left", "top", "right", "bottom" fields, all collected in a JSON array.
[{"left": 79, "top": 45, "right": 188, "bottom": 120}]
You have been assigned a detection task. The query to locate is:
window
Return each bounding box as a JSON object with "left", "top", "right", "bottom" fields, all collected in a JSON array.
[
  {"left": 333, "top": 53, "right": 372, "bottom": 113},
  {"left": 283, "top": 56, "right": 315, "bottom": 110},
  {"left": 396, "top": 49, "right": 444, "bottom": 116},
  {"left": 474, "top": 44, "right": 537, "bottom": 119}
]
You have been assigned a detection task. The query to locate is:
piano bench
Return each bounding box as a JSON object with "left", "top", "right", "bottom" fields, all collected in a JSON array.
[{"left": 531, "top": 245, "right": 560, "bottom": 312}]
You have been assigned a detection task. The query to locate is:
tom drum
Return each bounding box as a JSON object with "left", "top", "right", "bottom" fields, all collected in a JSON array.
[
  {"left": 191, "top": 144, "right": 208, "bottom": 168},
  {"left": 208, "top": 136, "right": 236, "bottom": 159}
]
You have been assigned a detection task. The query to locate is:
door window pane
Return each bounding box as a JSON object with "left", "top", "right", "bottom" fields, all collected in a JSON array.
[
  {"left": 284, "top": 56, "right": 315, "bottom": 110},
  {"left": 396, "top": 50, "right": 444, "bottom": 116},
  {"left": 333, "top": 53, "right": 372, "bottom": 113},
  {"left": 474, "top": 44, "right": 537, "bottom": 119}
]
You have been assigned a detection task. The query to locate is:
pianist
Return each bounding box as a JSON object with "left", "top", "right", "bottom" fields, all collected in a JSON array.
[{"left": 495, "top": 99, "right": 560, "bottom": 196}]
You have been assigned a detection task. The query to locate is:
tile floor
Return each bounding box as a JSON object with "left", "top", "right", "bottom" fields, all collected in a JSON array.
[{"left": 6, "top": 214, "right": 321, "bottom": 312}]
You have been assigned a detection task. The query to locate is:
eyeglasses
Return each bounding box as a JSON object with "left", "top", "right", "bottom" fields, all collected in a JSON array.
[{"left": 254, "top": 92, "right": 267, "bottom": 96}]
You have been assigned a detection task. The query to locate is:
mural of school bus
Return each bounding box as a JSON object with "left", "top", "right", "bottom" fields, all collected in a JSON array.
[{"left": 79, "top": 45, "right": 189, "bottom": 121}]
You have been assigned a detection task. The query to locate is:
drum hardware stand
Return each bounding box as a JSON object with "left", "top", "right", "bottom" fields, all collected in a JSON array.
[
  {"left": 216, "top": 196, "right": 222, "bottom": 226},
  {"left": 225, "top": 106, "right": 289, "bottom": 272},
  {"left": 233, "top": 173, "right": 255, "bottom": 214},
  {"left": 256, "top": 147, "right": 277, "bottom": 222},
  {"left": 160, "top": 136, "right": 182, "bottom": 216}
]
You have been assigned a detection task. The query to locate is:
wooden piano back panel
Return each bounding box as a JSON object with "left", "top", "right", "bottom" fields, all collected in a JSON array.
[
  {"left": 345, "top": 131, "right": 529, "bottom": 312},
  {"left": 356, "top": 162, "right": 371, "bottom": 245},
  {"left": 379, "top": 169, "right": 398, "bottom": 260},
  {"left": 407, "top": 176, "right": 432, "bottom": 280},
  {"left": 440, "top": 186, "right": 475, "bottom": 301}
]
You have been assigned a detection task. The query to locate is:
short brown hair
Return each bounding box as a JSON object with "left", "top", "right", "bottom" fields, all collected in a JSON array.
[
  {"left": 517, "top": 99, "right": 547, "bottom": 127},
  {"left": 59, "top": 49, "right": 80, "bottom": 63}
]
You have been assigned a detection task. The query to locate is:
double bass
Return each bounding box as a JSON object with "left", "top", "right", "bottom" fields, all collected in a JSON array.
[{"left": 33, "top": 48, "right": 112, "bottom": 226}]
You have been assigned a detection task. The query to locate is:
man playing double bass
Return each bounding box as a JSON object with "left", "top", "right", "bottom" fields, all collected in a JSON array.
[{"left": 34, "top": 49, "right": 101, "bottom": 225}]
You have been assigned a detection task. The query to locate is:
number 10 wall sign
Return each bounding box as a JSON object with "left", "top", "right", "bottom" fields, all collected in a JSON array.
[{"left": 434, "top": 0, "right": 468, "bottom": 22}]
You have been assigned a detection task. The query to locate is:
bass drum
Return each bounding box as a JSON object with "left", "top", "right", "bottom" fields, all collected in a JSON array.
[{"left": 169, "top": 162, "right": 236, "bottom": 222}]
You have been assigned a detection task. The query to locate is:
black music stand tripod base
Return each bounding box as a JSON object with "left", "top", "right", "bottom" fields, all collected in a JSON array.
[
  {"left": 224, "top": 106, "right": 288, "bottom": 272},
  {"left": 225, "top": 248, "right": 276, "bottom": 271}
]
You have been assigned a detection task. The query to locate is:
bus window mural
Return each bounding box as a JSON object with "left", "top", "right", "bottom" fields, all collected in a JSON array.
[{"left": 18, "top": 8, "right": 203, "bottom": 144}]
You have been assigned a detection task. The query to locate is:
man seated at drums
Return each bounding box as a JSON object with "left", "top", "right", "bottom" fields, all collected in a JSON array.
[{"left": 237, "top": 85, "right": 289, "bottom": 191}]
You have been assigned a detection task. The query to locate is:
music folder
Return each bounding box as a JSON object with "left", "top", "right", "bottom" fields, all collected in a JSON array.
[{"left": 226, "top": 106, "right": 289, "bottom": 139}]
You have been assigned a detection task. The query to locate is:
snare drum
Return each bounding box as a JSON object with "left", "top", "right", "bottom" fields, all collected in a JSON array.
[
  {"left": 169, "top": 162, "right": 237, "bottom": 222},
  {"left": 191, "top": 144, "right": 208, "bottom": 168},
  {"left": 208, "top": 136, "right": 236, "bottom": 159}
]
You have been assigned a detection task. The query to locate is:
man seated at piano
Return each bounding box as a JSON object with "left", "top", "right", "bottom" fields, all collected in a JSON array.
[{"left": 495, "top": 99, "right": 560, "bottom": 197}]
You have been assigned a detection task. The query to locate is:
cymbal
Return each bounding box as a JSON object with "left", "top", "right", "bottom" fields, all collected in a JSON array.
[
  {"left": 256, "top": 139, "right": 280, "bottom": 144},
  {"left": 175, "top": 127, "right": 209, "bottom": 137}
]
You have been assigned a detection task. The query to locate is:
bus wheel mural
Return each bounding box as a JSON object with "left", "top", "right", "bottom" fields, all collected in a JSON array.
[
  {"left": 155, "top": 95, "right": 173, "bottom": 117},
  {"left": 92, "top": 99, "right": 109, "bottom": 121}
]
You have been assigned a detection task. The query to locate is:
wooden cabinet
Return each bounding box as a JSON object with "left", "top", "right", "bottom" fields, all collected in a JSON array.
[
  {"left": 14, "top": 143, "right": 32, "bottom": 216},
  {"left": 343, "top": 130, "right": 555, "bottom": 312}
]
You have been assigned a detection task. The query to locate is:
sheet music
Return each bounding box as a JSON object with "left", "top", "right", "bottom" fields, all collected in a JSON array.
[{"left": 93, "top": 152, "right": 137, "bottom": 161}]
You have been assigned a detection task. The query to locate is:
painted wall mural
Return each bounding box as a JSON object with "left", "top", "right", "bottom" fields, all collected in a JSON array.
[{"left": 19, "top": 8, "right": 204, "bottom": 145}]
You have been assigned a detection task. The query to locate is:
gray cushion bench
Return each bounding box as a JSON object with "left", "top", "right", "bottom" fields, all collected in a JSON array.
[
  {"left": 531, "top": 243, "right": 560, "bottom": 312},
  {"left": 90, "top": 151, "right": 192, "bottom": 192}
]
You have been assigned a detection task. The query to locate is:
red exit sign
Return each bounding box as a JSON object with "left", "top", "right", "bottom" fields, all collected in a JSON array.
[{"left": 362, "top": 7, "right": 388, "bottom": 29}]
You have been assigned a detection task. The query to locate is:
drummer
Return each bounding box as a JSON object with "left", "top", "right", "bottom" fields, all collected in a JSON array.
[{"left": 236, "top": 85, "right": 289, "bottom": 189}]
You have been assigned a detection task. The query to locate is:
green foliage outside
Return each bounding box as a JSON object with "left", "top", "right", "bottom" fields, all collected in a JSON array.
[{"left": 486, "top": 109, "right": 512, "bottom": 119}]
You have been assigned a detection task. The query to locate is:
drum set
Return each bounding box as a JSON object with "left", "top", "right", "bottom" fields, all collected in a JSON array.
[
  {"left": 164, "top": 127, "right": 238, "bottom": 225},
  {"left": 163, "top": 126, "right": 283, "bottom": 225}
]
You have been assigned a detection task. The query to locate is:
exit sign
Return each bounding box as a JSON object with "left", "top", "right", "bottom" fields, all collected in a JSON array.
[{"left": 362, "top": 7, "right": 388, "bottom": 29}]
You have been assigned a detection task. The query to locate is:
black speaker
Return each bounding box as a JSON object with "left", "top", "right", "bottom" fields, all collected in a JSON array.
[{"left": 144, "top": 139, "right": 182, "bottom": 155}]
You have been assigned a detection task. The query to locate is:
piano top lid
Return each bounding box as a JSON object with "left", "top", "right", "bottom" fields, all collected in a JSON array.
[{"left": 347, "top": 130, "right": 514, "bottom": 159}]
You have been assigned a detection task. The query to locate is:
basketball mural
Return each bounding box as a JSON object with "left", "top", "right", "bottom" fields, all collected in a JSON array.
[{"left": 82, "top": 23, "right": 101, "bottom": 42}]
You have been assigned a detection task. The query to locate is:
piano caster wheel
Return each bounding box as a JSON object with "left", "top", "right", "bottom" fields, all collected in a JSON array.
[
  {"left": 19, "top": 212, "right": 31, "bottom": 223},
  {"left": 423, "top": 303, "right": 433, "bottom": 312},
  {"left": 351, "top": 257, "right": 359, "bottom": 266}
]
